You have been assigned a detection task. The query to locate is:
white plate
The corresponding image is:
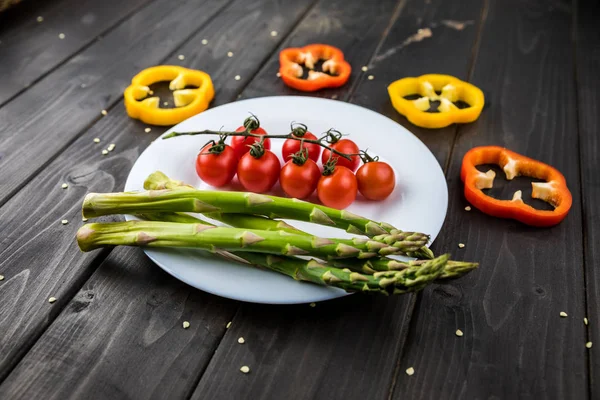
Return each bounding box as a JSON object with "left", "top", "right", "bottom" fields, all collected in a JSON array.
[{"left": 124, "top": 96, "right": 447, "bottom": 304}]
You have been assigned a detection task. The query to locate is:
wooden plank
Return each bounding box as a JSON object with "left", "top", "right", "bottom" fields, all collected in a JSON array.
[
  {"left": 0, "top": 0, "right": 234, "bottom": 208},
  {"left": 576, "top": 0, "right": 600, "bottom": 395},
  {"left": 190, "top": 0, "right": 484, "bottom": 399},
  {"left": 0, "top": 0, "right": 152, "bottom": 106},
  {"left": 391, "top": 0, "right": 588, "bottom": 398},
  {"left": 0, "top": 0, "right": 316, "bottom": 392}
]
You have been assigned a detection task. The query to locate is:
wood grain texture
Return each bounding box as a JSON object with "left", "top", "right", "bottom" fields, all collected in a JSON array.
[
  {"left": 576, "top": 0, "right": 600, "bottom": 395},
  {"left": 1, "top": 247, "right": 237, "bottom": 400},
  {"left": 0, "top": 0, "right": 152, "bottom": 106},
  {"left": 0, "top": 0, "right": 315, "bottom": 393},
  {"left": 191, "top": 0, "right": 484, "bottom": 399},
  {"left": 0, "top": 0, "right": 231, "bottom": 208},
  {"left": 392, "top": 0, "right": 587, "bottom": 398}
]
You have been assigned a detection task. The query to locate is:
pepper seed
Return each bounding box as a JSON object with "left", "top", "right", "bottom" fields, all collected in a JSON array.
[
  {"left": 406, "top": 367, "right": 415, "bottom": 376},
  {"left": 361, "top": 66, "right": 368, "bottom": 72},
  {"left": 234, "top": 75, "right": 241, "bottom": 81},
  {"left": 238, "top": 337, "right": 245, "bottom": 344},
  {"left": 144, "top": 128, "right": 151, "bottom": 133},
  {"left": 0, "top": 275, "right": 4, "bottom": 281},
  {"left": 101, "top": 149, "right": 108, "bottom": 155},
  {"left": 226, "top": 321, "right": 232, "bottom": 329},
  {"left": 276, "top": 72, "right": 281, "bottom": 77},
  {"left": 82, "top": 218, "right": 88, "bottom": 222},
  {"left": 240, "top": 366, "right": 250, "bottom": 374},
  {"left": 270, "top": 30, "right": 278, "bottom": 37},
  {"left": 48, "top": 297, "right": 57, "bottom": 303},
  {"left": 465, "top": 206, "right": 472, "bottom": 211},
  {"left": 58, "top": 33, "right": 65, "bottom": 39},
  {"left": 101, "top": 109, "right": 108, "bottom": 116},
  {"left": 458, "top": 243, "right": 465, "bottom": 248},
  {"left": 455, "top": 329, "right": 464, "bottom": 337},
  {"left": 367, "top": 75, "right": 374, "bottom": 80},
  {"left": 201, "top": 39, "right": 208, "bottom": 45},
  {"left": 61, "top": 219, "right": 68, "bottom": 225},
  {"left": 560, "top": 311, "right": 568, "bottom": 318},
  {"left": 93, "top": 138, "right": 100, "bottom": 143},
  {"left": 183, "top": 321, "right": 190, "bottom": 329},
  {"left": 227, "top": 51, "right": 234, "bottom": 57},
  {"left": 587, "top": 342, "right": 593, "bottom": 349},
  {"left": 585, "top": 317, "right": 589, "bottom": 325},
  {"left": 178, "top": 54, "right": 185, "bottom": 60},
  {"left": 61, "top": 183, "right": 69, "bottom": 189},
  {"left": 36, "top": 16, "right": 44, "bottom": 22}
]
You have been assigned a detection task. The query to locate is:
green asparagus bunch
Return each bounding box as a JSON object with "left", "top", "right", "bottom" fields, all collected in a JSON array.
[{"left": 75, "top": 171, "right": 478, "bottom": 295}]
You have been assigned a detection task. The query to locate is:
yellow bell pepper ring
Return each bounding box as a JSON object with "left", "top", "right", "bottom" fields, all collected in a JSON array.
[
  {"left": 124, "top": 65, "right": 215, "bottom": 126},
  {"left": 387, "top": 74, "right": 484, "bottom": 129}
]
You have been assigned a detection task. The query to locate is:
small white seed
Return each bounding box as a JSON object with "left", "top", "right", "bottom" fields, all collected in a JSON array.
[
  {"left": 178, "top": 54, "right": 185, "bottom": 60},
  {"left": 48, "top": 297, "right": 57, "bottom": 303},
  {"left": 145, "top": 128, "right": 151, "bottom": 133},
  {"left": 93, "top": 138, "right": 100, "bottom": 143},
  {"left": 226, "top": 321, "right": 231, "bottom": 329},
  {"left": 238, "top": 337, "right": 245, "bottom": 344},
  {"left": 82, "top": 218, "right": 88, "bottom": 222},
  {"left": 455, "top": 329, "right": 464, "bottom": 337},
  {"left": 240, "top": 365, "right": 250, "bottom": 374},
  {"left": 585, "top": 317, "right": 589, "bottom": 325},
  {"left": 201, "top": 39, "right": 208, "bottom": 45},
  {"left": 101, "top": 109, "right": 107, "bottom": 116},
  {"left": 163, "top": 101, "right": 169, "bottom": 106},
  {"left": 331, "top": 94, "right": 338, "bottom": 100},
  {"left": 361, "top": 66, "right": 368, "bottom": 72},
  {"left": 37, "top": 16, "right": 44, "bottom": 22},
  {"left": 465, "top": 206, "right": 472, "bottom": 211},
  {"left": 61, "top": 219, "right": 68, "bottom": 225},
  {"left": 101, "top": 149, "right": 108, "bottom": 155},
  {"left": 309, "top": 302, "right": 316, "bottom": 307},
  {"left": 367, "top": 75, "right": 374, "bottom": 80},
  {"left": 58, "top": 33, "right": 65, "bottom": 39},
  {"left": 276, "top": 72, "right": 281, "bottom": 77},
  {"left": 183, "top": 321, "right": 190, "bottom": 329},
  {"left": 406, "top": 367, "right": 415, "bottom": 376},
  {"left": 560, "top": 311, "right": 568, "bottom": 318},
  {"left": 0, "top": 275, "right": 4, "bottom": 281},
  {"left": 234, "top": 75, "right": 241, "bottom": 81},
  {"left": 458, "top": 243, "right": 465, "bottom": 248},
  {"left": 270, "top": 30, "right": 278, "bottom": 37},
  {"left": 107, "top": 143, "right": 116, "bottom": 152},
  {"left": 587, "top": 342, "right": 593, "bottom": 349},
  {"left": 61, "top": 183, "right": 68, "bottom": 189},
  {"left": 227, "top": 51, "right": 234, "bottom": 57}
]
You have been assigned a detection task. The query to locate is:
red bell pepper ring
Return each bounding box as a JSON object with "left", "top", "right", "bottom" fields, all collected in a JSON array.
[{"left": 460, "top": 146, "right": 572, "bottom": 227}]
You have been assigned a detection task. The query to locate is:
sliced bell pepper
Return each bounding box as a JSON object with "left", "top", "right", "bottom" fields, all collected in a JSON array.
[
  {"left": 460, "top": 146, "right": 572, "bottom": 227},
  {"left": 124, "top": 65, "right": 214, "bottom": 126},
  {"left": 387, "top": 74, "right": 484, "bottom": 129},
  {"left": 279, "top": 44, "right": 351, "bottom": 92}
]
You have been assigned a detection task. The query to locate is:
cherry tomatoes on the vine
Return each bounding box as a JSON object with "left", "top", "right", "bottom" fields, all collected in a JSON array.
[
  {"left": 280, "top": 158, "right": 321, "bottom": 199},
  {"left": 356, "top": 161, "right": 396, "bottom": 200},
  {"left": 195, "top": 143, "right": 238, "bottom": 187},
  {"left": 231, "top": 126, "right": 271, "bottom": 160},
  {"left": 237, "top": 147, "right": 281, "bottom": 193},
  {"left": 321, "top": 139, "right": 360, "bottom": 172},
  {"left": 317, "top": 166, "right": 357, "bottom": 209},
  {"left": 281, "top": 128, "right": 321, "bottom": 162}
]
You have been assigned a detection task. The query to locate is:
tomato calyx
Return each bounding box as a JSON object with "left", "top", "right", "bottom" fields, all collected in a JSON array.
[
  {"left": 290, "top": 146, "right": 310, "bottom": 166},
  {"left": 248, "top": 141, "right": 266, "bottom": 158},
  {"left": 243, "top": 113, "right": 261, "bottom": 131},
  {"left": 324, "top": 128, "right": 343, "bottom": 144},
  {"left": 359, "top": 149, "right": 379, "bottom": 163},
  {"left": 322, "top": 156, "right": 338, "bottom": 176},
  {"left": 290, "top": 122, "right": 309, "bottom": 138},
  {"left": 200, "top": 135, "right": 228, "bottom": 155}
]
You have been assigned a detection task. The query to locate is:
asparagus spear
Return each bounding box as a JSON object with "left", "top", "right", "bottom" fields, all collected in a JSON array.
[{"left": 76, "top": 221, "right": 425, "bottom": 258}]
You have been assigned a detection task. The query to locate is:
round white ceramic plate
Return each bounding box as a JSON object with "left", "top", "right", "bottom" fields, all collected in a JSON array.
[{"left": 124, "top": 96, "right": 448, "bottom": 304}]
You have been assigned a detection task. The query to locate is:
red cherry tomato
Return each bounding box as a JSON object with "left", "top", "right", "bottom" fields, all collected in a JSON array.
[
  {"left": 356, "top": 161, "right": 396, "bottom": 200},
  {"left": 281, "top": 131, "right": 321, "bottom": 162},
  {"left": 321, "top": 139, "right": 360, "bottom": 172},
  {"left": 195, "top": 143, "right": 238, "bottom": 187},
  {"left": 280, "top": 159, "right": 321, "bottom": 199},
  {"left": 231, "top": 126, "right": 271, "bottom": 160},
  {"left": 317, "top": 166, "right": 357, "bottom": 209},
  {"left": 237, "top": 149, "right": 281, "bottom": 193}
]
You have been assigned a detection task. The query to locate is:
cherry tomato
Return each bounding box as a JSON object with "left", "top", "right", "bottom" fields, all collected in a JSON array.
[
  {"left": 317, "top": 166, "right": 357, "bottom": 209},
  {"left": 280, "top": 159, "right": 321, "bottom": 199},
  {"left": 195, "top": 143, "right": 238, "bottom": 187},
  {"left": 231, "top": 126, "right": 271, "bottom": 160},
  {"left": 237, "top": 149, "right": 281, "bottom": 193},
  {"left": 321, "top": 139, "right": 360, "bottom": 172},
  {"left": 281, "top": 131, "right": 321, "bottom": 162},
  {"left": 356, "top": 161, "right": 396, "bottom": 200}
]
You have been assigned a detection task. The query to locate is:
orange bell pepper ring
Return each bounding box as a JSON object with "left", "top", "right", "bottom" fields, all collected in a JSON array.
[
  {"left": 460, "top": 146, "right": 572, "bottom": 227},
  {"left": 124, "top": 65, "right": 214, "bottom": 126},
  {"left": 279, "top": 44, "right": 351, "bottom": 92},
  {"left": 388, "top": 74, "right": 484, "bottom": 129}
]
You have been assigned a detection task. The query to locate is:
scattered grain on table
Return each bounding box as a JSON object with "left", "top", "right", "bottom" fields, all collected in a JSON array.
[
  {"left": 101, "top": 109, "right": 107, "bottom": 116},
  {"left": 270, "top": 30, "right": 278, "bottom": 37},
  {"left": 61, "top": 183, "right": 68, "bottom": 189},
  {"left": 367, "top": 75, "right": 374, "bottom": 80},
  {"left": 240, "top": 366, "right": 250, "bottom": 374},
  {"left": 587, "top": 342, "right": 593, "bottom": 349},
  {"left": 238, "top": 337, "right": 245, "bottom": 344},
  {"left": 226, "top": 321, "right": 231, "bottom": 329},
  {"left": 406, "top": 367, "right": 415, "bottom": 376},
  {"left": 48, "top": 297, "right": 57, "bottom": 303},
  {"left": 183, "top": 321, "right": 190, "bottom": 329},
  {"left": 102, "top": 149, "right": 108, "bottom": 155},
  {"left": 227, "top": 51, "right": 234, "bottom": 57},
  {"left": 201, "top": 39, "right": 208, "bottom": 45},
  {"left": 465, "top": 206, "right": 472, "bottom": 211},
  {"left": 458, "top": 243, "right": 465, "bottom": 248},
  {"left": 560, "top": 311, "right": 568, "bottom": 318},
  {"left": 235, "top": 75, "right": 241, "bottom": 81},
  {"left": 178, "top": 54, "right": 185, "bottom": 60},
  {"left": 455, "top": 329, "right": 464, "bottom": 337},
  {"left": 93, "top": 138, "right": 100, "bottom": 143},
  {"left": 58, "top": 33, "right": 65, "bottom": 39},
  {"left": 0, "top": 275, "right": 4, "bottom": 281},
  {"left": 361, "top": 66, "right": 368, "bottom": 72},
  {"left": 585, "top": 317, "right": 589, "bottom": 325},
  {"left": 61, "top": 219, "right": 68, "bottom": 225}
]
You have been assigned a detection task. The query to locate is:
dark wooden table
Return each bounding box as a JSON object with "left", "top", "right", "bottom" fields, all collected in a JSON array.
[{"left": 0, "top": 0, "right": 598, "bottom": 398}]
